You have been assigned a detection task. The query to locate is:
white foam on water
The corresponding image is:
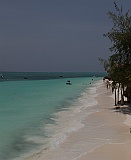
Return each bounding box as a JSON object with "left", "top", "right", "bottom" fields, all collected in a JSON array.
[
  {"left": 17, "top": 80, "right": 103, "bottom": 160},
  {"left": 17, "top": 79, "right": 131, "bottom": 160},
  {"left": 23, "top": 83, "right": 98, "bottom": 160}
]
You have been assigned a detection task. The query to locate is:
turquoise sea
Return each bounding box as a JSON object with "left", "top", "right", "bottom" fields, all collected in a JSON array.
[{"left": 0, "top": 72, "right": 105, "bottom": 160}]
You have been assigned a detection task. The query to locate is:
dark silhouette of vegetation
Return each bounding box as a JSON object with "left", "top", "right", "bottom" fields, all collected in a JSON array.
[{"left": 99, "top": 2, "right": 131, "bottom": 105}]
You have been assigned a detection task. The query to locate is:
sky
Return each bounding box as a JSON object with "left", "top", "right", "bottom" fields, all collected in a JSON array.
[{"left": 0, "top": 0, "right": 131, "bottom": 72}]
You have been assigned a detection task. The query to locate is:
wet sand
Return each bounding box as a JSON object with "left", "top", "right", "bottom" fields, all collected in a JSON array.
[{"left": 27, "top": 81, "right": 131, "bottom": 160}]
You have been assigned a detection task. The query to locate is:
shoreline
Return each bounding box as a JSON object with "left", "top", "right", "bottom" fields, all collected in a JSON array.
[
  {"left": 78, "top": 82, "right": 131, "bottom": 160},
  {"left": 24, "top": 80, "right": 131, "bottom": 160}
]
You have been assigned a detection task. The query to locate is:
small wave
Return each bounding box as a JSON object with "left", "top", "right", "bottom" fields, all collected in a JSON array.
[{"left": 42, "top": 83, "right": 99, "bottom": 151}]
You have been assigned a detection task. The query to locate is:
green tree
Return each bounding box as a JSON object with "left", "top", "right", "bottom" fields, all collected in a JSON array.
[
  {"left": 104, "top": 2, "right": 131, "bottom": 59},
  {"left": 100, "top": 2, "right": 131, "bottom": 104}
]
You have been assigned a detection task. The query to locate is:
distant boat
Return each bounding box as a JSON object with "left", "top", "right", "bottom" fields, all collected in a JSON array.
[{"left": 66, "top": 80, "right": 72, "bottom": 85}]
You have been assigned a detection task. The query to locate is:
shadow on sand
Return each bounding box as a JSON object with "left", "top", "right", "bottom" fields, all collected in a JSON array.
[{"left": 111, "top": 104, "right": 131, "bottom": 115}]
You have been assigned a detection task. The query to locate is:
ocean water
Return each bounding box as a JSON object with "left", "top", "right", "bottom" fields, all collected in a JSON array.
[{"left": 0, "top": 72, "right": 105, "bottom": 160}]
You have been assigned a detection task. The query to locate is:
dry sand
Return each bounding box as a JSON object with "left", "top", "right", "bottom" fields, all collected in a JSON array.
[
  {"left": 27, "top": 81, "right": 131, "bottom": 160},
  {"left": 78, "top": 83, "right": 131, "bottom": 160}
]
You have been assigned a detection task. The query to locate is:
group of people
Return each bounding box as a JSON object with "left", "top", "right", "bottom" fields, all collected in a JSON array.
[
  {"left": 106, "top": 79, "right": 112, "bottom": 89},
  {"left": 103, "top": 78, "right": 113, "bottom": 89}
]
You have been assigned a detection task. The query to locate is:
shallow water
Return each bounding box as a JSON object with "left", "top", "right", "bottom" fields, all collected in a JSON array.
[
  {"left": 29, "top": 80, "right": 128, "bottom": 160},
  {"left": 0, "top": 72, "right": 104, "bottom": 160}
]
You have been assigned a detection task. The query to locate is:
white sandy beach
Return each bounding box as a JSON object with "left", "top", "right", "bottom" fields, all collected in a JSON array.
[
  {"left": 78, "top": 83, "right": 131, "bottom": 160},
  {"left": 26, "top": 80, "right": 131, "bottom": 160}
]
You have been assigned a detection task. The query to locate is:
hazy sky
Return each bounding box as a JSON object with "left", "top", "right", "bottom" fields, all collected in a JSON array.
[{"left": 0, "top": 0, "right": 131, "bottom": 72}]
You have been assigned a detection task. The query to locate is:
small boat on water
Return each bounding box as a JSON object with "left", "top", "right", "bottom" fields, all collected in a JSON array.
[
  {"left": 0, "top": 74, "right": 3, "bottom": 78},
  {"left": 66, "top": 80, "right": 72, "bottom": 85}
]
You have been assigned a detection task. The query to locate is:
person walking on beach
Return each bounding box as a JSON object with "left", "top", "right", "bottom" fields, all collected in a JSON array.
[{"left": 106, "top": 80, "right": 109, "bottom": 89}]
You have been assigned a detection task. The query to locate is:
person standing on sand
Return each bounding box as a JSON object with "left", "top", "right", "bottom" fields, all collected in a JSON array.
[
  {"left": 106, "top": 79, "right": 112, "bottom": 89},
  {"left": 106, "top": 80, "right": 109, "bottom": 89}
]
